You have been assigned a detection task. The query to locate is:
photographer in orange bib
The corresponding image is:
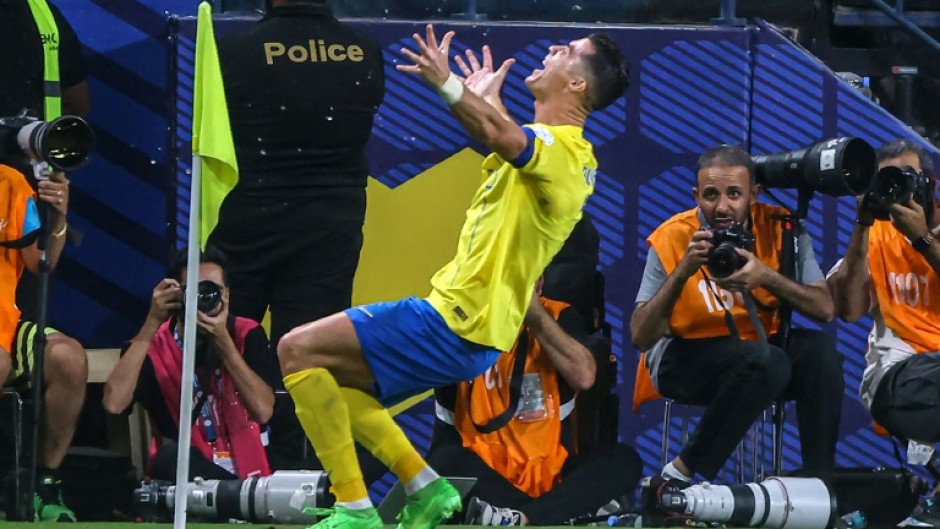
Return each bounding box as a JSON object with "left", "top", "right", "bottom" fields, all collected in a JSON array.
[{"left": 631, "top": 145, "right": 843, "bottom": 492}]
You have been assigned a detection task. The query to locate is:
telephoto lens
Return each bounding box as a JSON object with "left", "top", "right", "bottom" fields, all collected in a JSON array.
[
  {"left": 135, "top": 470, "right": 329, "bottom": 524},
  {"left": 0, "top": 113, "right": 95, "bottom": 171},
  {"left": 660, "top": 477, "right": 837, "bottom": 529}
]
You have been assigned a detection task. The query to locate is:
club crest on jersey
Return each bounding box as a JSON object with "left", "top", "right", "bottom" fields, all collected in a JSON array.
[{"left": 532, "top": 126, "right": 554, "bottom": 146}]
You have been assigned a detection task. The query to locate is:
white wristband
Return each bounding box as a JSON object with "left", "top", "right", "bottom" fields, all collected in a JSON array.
[{"left": 436, "top": 73, "right": 464, "bottom": 105}]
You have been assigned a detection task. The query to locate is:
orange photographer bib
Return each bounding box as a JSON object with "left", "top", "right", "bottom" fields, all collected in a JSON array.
[
  {"left": 453, "top": 298, "right": 570, "bottom": 497},
  {"left": 646, "top": 203, "right": 788, "bottom": 340},
  {"left": 868, "top": 221, "right": 940, "bottom": 353},
  {"left": 0, "top": 165, "right": 36, "bottom": 353}
]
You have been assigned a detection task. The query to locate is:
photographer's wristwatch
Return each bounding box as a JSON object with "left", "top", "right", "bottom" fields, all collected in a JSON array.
[{"left": 912, "top": 231, "right": 935, "bottom": 253}]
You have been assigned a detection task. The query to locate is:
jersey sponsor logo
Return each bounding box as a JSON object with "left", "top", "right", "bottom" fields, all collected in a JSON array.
[
  {"left": 264, "top": 40, "right": 365, "bottom": 64},
  {"left": 453, "top": 305, "right": 468, "bottom": 321}
]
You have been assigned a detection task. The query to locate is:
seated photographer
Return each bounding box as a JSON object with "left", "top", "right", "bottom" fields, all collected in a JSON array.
[
  {"left": 427, "top": 279, "right": 641, "bottom": 526},
  {"left": 103, "top": 247, "right": 277, "bottom": 481},
  {"left": 630, "top": 145, "right": 843, "bottom": 486},
  {"left": 0, "top": 163, "right": 87, "bottom": 522},
  {"left": 828, "top": 140, "right": 940, "bottom": 461}
]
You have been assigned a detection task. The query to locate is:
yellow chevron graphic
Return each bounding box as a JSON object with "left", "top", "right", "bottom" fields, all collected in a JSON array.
[{"left": 353, "top": 147, "right": 484, "bottom": 305}]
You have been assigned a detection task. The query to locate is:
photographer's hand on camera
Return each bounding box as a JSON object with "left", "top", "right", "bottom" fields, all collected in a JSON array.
[
  {"left": 676, "top": 230, "right": 714, "bottom": 280},
  {"left": 715, "top": 249, "right": 769, "bottom": 292},
  {"left": 887, "top": 197, "right": 930, "bottom": 242},
  {"left": 147, "top": 279, "right": 182, "bottom": 329},
  {"left": 196, "top": 289, "right": 234, "bottom": 350}
]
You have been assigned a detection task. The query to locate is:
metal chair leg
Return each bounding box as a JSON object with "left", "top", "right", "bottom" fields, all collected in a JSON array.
[
  {"left": 2, "top": 388, "right": 24, "bottom": 520},
  {"left": 661, "top": 400, "right": 672, "bottom": 469}
]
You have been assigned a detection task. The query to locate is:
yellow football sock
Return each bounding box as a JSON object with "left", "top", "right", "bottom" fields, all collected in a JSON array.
[
  {"left": 284, "top": 368, "right": 368, "bottom": 503},
  {"left": 341, "top": 387, "right": 428, "bottom": 484}
]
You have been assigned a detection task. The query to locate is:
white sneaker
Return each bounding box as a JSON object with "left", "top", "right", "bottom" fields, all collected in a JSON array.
[{"left": 464, "top": 497, "right": 525, "bottom": 526}]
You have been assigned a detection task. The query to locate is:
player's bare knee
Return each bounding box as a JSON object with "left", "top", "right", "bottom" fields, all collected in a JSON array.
[{"left": 278, "top": 330, "right": 316, "bottom": 376}]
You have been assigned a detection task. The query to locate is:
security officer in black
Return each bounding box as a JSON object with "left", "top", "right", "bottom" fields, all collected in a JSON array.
[
  {"left": 0, "top": 0, "right": 89, "bottom": 119},
  {"left": 211, "top": 0, "right": 385, "bottom": 468}
]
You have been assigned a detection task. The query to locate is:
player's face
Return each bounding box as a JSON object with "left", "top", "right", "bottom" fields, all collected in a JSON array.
[
  {"left": 525, "top": 38, "right": 593, "bottom": 96},
  {"left": 693, "top": 165, "right": 757, "bottom": 229}
]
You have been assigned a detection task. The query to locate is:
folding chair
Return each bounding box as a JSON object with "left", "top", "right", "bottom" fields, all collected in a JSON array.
[
  {"left": 1, "top": 386, "right": 25, "bottom": 519},
  {"left": 633, "top": 352, "right": 777, "bottom": 483}
]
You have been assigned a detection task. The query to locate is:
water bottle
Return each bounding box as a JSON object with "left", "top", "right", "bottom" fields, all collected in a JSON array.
[
  {"left": 836, "top": 510, "right": 867, "bottom": 529},
  {"left": 606, "top": 513, "right": 642, "bottom": 527}
]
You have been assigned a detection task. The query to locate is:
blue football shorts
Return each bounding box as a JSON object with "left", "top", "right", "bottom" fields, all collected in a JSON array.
[{"left": 345, "top": 296, "right": 501, "bottom": 407}]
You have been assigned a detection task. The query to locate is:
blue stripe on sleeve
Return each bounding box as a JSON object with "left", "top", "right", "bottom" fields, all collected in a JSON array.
[
  {"left": 22, "top": 197, "right": 40, "bottom": 236},
  {"left": 509, "top": 127, "right": 537, "bottom": 168}
]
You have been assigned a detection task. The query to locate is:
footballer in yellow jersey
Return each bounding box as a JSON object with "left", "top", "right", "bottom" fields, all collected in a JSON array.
[
  {"left": 428, "top": 123, "right": 596, "bottom": 352},
  {"left": 279, "top": 25, "right": 629, "bottom": 529}
]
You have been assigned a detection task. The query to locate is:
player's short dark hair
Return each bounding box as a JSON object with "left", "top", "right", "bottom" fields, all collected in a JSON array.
[
  {"left": 170, "top": 245, "right": 229, "bottom": 285},
  {"left": 583, "top": 34, "right": 630, "bottom": 111},
  {"left": 696, "top": 145, "right": 756, "bottom": 185}
]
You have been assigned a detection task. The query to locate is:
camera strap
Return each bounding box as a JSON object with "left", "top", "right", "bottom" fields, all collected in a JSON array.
[
  {"left": 699, "top": 270, "right": 771, "bottom": 362},
  {"left": 0, "top": 230, "right": 39, "bottom": 249},
  {"left": 466, "top": 330, "right": 529, "bottom": 434},
  {"left": 171, "top": 323, "right": 218, "bottom": 441}
]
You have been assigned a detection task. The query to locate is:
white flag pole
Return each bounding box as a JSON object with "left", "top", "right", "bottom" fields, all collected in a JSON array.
[{"left": 173, "top": 153, "right": 202, "bottom": 528}]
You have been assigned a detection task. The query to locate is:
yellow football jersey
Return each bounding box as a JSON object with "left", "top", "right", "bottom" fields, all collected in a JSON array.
[{"left": 427, "top": 124, "right": 596, "bottom": 351}]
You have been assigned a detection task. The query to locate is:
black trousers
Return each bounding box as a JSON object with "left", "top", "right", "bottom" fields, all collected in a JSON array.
[
  {"left": 426, "top": 425, "right": 641, "bottom": 525},
  {"left": 871, "top": 353, "right": 940, "bottom": 444},
  {"left": 656, "top": 328, "right": 843, "bottom": 480},
  {"left": 211, "top": 224, "right": 364, "bottom": 347},
  {"left": 150, "top": 442, "right": 238, "bottom": 481}
]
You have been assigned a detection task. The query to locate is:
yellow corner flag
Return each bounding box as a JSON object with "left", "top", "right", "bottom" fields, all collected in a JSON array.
[{"left": 192, "top": 1, "right": 238, "bottom": 248}]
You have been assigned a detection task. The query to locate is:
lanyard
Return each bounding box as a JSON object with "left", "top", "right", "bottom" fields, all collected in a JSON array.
[
  {"left": 172, "top": 325, "right": 218, "bottom": 443},
  {"left": 25, "top": 0, "right": 61, "bottom": 119}
]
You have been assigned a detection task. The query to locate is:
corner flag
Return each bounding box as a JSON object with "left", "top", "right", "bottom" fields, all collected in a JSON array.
[
  {"left": 174, "top": 4, "right": 238, "bottom": 526},
  {"left": 192, "top": 1, "right": 238, "bottom": 248}
]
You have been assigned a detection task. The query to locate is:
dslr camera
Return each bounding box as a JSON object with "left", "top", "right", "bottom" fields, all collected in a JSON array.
[
  {"left": 867, "top": 165, "right": 931, "bottom": 221},
  {"left": 179, "top": 280, "right": 223, "bottom": 317},
  {"left": 706, "top": 223, "right": 756, "bottom": 279},
  {"left": 0, "top": 111, "right": 95, "bottom": 171}
]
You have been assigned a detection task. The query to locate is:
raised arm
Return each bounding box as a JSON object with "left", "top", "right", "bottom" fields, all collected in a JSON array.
[
  {"left": 524, "top": 297, "right": 595, "bottom": 391},
  {"left": 198, "top": 294, "right": 275, "bottom": 424},
  {"left": 889, "top": 198, "right": 940, "bottom": 278},
  {"left": 716, "top": 249, "right": 834, "bottom": 323},
  {"left": 103, "top": 278, "right": 181, "bottom": 414},
  {"left": 631, "top": 231, "right": 713, "bottom": 351},
  {"left": 396, "top": 24, "right": 528, "bottom": 162}
]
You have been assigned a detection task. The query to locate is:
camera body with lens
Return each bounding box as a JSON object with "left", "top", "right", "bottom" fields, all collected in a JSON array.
[
  {"left": 867, "top": 165, "right": 931, "bottom": 221},
  {"left": 706, "top": 223, "right": 756, "bottom": 279},
  {"left": 178, "top": 280, "right": 223, "bottom": 318}
]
